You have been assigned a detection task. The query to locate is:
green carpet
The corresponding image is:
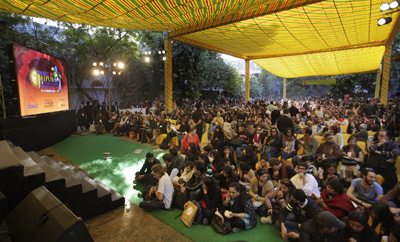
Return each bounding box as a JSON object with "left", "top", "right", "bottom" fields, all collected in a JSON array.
[{"left": 51, "top": 134, "right": 284, "bottom": 242}]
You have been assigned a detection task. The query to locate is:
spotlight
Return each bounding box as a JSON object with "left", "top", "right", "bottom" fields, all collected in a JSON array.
[
  {"left": 390, "top": 0, "right": 399, "bottom": 9},
  {"left": 118, "top": 72, "right": 122, "bottom": 75},
  {"left": 162, "top": 56, "right": 166, "bottom": 61},
  {"left": 144, "top": 51, "right": 148, "bottom": 55},
  {"left": 158, "top": 51, "right": 161, "bottom": 54},
  {"left": 100, "top": 70, "right": 105, "bottom": 75},
  {"left": 93, "top": 69, "right": 100, "bottom": 75},
  {"left": 118, "top": 62, "right": 124, "bottom": 69},
  {"left": 112, "top": 71, "right": 117, "bottom": 75},
  {"left": 99, "top": 62, "right": 104, "bottom": 66},
  {"left": 113, "top": 62, "right": 117, "bottom": 67},
  {"left": 145, "top": 57, "right": 150, "bottom": 62},
  {"left": 148, "top": 51, "right": 151, "bottom": 55},
  {"left": 381, "top": 2, "right": 390, "bottom": 11},
  {"left": 378, "top": 17, "right": 392, "bottom": 25},
  {"left": 93, "top": 62, "right": 97, "bottom": 66},
  {"left": 162, "top": 50, "right": 165, "bottom": 54}
]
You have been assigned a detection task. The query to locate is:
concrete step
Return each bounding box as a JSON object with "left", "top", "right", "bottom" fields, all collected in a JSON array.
[
  {"left": 11, "top": 147, "right": 44, "bottom": 177},
  {"left": 26, "top": 152, "right": 64, "bottom": 183},
  {"left": 0, "top": 140, "right": 23, "bottom": 170}
]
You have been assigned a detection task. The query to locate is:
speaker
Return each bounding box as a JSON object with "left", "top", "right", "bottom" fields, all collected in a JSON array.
[{"left": 6, "top": 186, "right": 93, "bottom": 242}]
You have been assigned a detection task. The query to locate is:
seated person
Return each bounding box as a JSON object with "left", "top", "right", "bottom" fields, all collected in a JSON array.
[
  {"left": 185, "top": 176, "right": 222, "bottom": 225},
  {"left": 264, "top": 127, "right": 281, "bottom": 160},
  {"left": 294, "top": 156, "right": 318, "bottom": 178},
  {"left": 222, "top": 182, "right": 257, "bottom": 233},
  {"left": 280, "top": 128, "right": 298, "bottom": 161},
  {"left": 313, "top": 180, "right": 355, "bottom": 220},
  {"left": 380, "top": 184, "right": 400, "bottom": 223},
  {"left": 299, "top": 211, "right": 346, "bottom": 241},
  {"left": 278, "top": 189, "right": 320, "bottom": 241},
  {"left": 292, "top": 128, "right": 319, "bottom": 168},
  {"left": 290, "top": 162, "right": 320, "bottom": 197},
  {"left": 268, "top": 158, "right": 297, "bottom": 183},
  {"left": 172, "top": 161, "right": 194, "bottom": 187},
  {"left": 94, "top": 112, "right": 107, "bottom": 134},
  {"left": 229, "top": 123, "right": 251, "bottom": 162},
  {"left": 346, "top": 168, "right": 383, "bottom": 209},
  {"left": 238, "top": 162, "right": 255, "bottom": 188},
  {"left": 314, "top": 133, "right": 341, "bottom": 168},
  {"left": 341, "top": 210, "right": 379, "bottom": 242},
  {"left": 181, "top": 127, "right": 201, "bottom": 154},
  {"left": 170, "top": 147, "right": 185, "bottom": 173},
  {"left": 178, "top": 161, "right": 206, "bottom": 201},
  {"left": 265, "top": 178, "right": 296, "bottom": 225},
  {"left": 134, "top": 152, "right": 161, "bottom": 186},
  {"left": 369, "top": 202, "right": 398, "bottom": 239},
  {"left": 139, "top": 164, "right": 174, "bottom": 211},
  {"left": 319, "top": 163, "right": 341, "bottom": 190},
  {"left": 350, "top": 123, "right": 368, "bottom": 142},
  {"left": 218, "top": 165, "right": 239, "bottom": 192},
  {"left": 365, "top": 130, "right": 400, "bottom": 193},
  {"left": 222, "top": 146, "right": 235, "bottom": 168},
  {"left": 255, "top": 155, "right": 268, "bottom": 171},
  {"left": 241, "top": 146, "right": 258, "bottom": 171},
  {"left": 338, "top": 136, "right": 364, "bottom": 183},
  {"left": 249, "top": 169, "right": 274, "bottom": 217},
  {"left": 163, "top": 154, "right": 180, "bottom": 181}
]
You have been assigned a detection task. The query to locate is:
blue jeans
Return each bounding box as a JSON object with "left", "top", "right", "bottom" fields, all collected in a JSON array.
[
  {"left": 282, "top": 151, "right": 296, "bottom": 161},
  {"left": 177, "top": 133, "right": 185, "bottom": 149},
  {"left": 230, "top": 144, "right": 246, "bottom": 163}
]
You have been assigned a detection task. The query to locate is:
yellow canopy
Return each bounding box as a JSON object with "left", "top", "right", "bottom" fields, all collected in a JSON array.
[{"left": 1, "top": 0, "right": 399, "bottom": 78}]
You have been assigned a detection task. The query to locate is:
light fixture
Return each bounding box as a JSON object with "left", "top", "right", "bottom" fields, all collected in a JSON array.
[
  {"left": 113, "top": 62, "right": 117, "bottom": 67},
  {"left": 117, "top": 62, "right": 124, "bottom": 69},
  {"left": 148, "top": 51, "right": 151, "bottom": 55},
  {"left": 378, "top": 17, "right": 392, "bottom": 25},
  {"left": 162, "top": 50, "right": 166, "bottom": 54},
  {"left": 112, "top": 71, "right": 117, "bottom": 75},
  {"left": 99, "top": 62, "right": 104, "bottom": 66},
  {"left": 390, "top": 0, "right": 399, "bottom": 9},
  {"left": 118, "top": 72, "right": 122, "bottom": 75},
  {"left": 93, "top": 62, "right": 97, "bottom": 66},
  {"left": 144, "top": 51, "right": 148, "bottom": 55},
  {"left": 381, "top": 2, "right": 390, "bottom": 11},
  {"left": 162, "top": 56, "right": 166, "bottom": 61},
  {"left": 93, "top": 69, "right": 100, "bottom": 75},
  {"left": 145, "top": 57, "right": 150, "bottom": 62},
  {"left": 158, "top": 51, "right": 161, "bottom": 54},
  {"left": 100, "top": 70, "right": 105, "bottom": 75}
]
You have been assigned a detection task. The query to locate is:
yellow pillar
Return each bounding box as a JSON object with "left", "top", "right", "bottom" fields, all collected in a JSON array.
[
  {"left": 381, "top": 45, "right": 391, "bottom": 106},
  {"left": 164, "top": 39, "right": 173, "bottom": 111},
  {"left": 245, "top": 59, "right": 250, "bottom": 103},
  {"left": 283, "top": 78, "right": 287, "bottom": 99},
  {"left": 375, "top": 64, "right": 382, "bottom": 99}
]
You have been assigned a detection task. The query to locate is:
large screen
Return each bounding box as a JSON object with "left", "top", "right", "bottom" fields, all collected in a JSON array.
[{"left": 13, "top": 44, "right": 69, "bottom": 116}]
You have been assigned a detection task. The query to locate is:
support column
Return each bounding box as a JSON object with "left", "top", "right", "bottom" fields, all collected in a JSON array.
[
  {"left": 283, "top": 78, "right": 287, "bottom": 99},
  {"left": 375, "top": 64, "right": 382, "bottom": 99},
  {"left": 164, "top": 39, "right": 173, "bottom": 111},
  {"left": 245, "top": 59, "right": 250, "bottom": 103},
  {"left": 381, "top": 45, "right": 391, "bottom": 106}
]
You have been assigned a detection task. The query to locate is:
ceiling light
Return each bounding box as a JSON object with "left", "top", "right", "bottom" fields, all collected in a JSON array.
[
  {"left": 118, "top": 62, "right": 124, "bottom": 69},
  {"left": 381, "top": 3, "right": 390, "bottom": 11},
  {"left": 162, "top": 56, "right": 166, "bottom": 61},
  {"left": 99, "top": 62, "right": 104, "bottom": 66},
  {"left": 100, "top": 70, "right": 104, "bottom": 75}
]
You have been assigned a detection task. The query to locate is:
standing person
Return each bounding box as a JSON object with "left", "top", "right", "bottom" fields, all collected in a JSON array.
[
  {"left": 139, "top": 164, "right": 174, "bottom": 211},
  {"left": 76, "top": 104, "right": 86, "bottom": 130},
  {"left": 191, "top": 103, "right": 204, "bottom": 143},
  {"left": 83, "top": 101, "right": 92, "bottom": 127},
  {"left": 223, "top": 182, "right": 257, "bottom": 233},
  {"left": 276, "top": 108, "right": 294, "bottom": 133},
  {"left": 365, "top": 130, "right": 400, "bottom": 193}
]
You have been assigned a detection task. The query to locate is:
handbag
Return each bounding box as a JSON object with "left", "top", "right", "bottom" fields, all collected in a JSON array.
[
  {"left": 211, "top": 210, "right": 231, "bottom": 235},
  {"left": 230, "top": 138, "right": 243, "bottom": 148},
  {"left": 341, "top": 157, "right": 357, "bottom": 166}
]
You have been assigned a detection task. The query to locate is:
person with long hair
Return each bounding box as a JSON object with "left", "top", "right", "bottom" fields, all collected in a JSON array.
[
  {"left": 265, "top": 178, "right": 296, "bottom": 225},
  {"left": 211, "top": 125, "right": 225, "bottom": 152},
  {"left": 198, "top": 153, "right": 213, "bottom": 176},
  {"left": 181, "top": 127, "right": 201, "bottom": 154},
  {"left": 341, "top": 210, "right": 379, "bottom": 242},
  {"left": 280, "top": 127, "right": 298, "bottom": 161},
  {"left": 249, "top": 169, "right": 274, "bottom": 217},
  {"left": 369, "top": 202, "right": 398, "bottom": 239},
  {"left": 330, "top": 125, "right": 344, "bottom": 149},
  {"left": 218, "top": 165, "right": 239, "bottom": 192},
  {"left": 241, "top": 145, "right": 258, "bottom": 171},
  {"left": 223, "top": 182, "right": 257, "bottom": 233},
  {"left": 265, "top": 127, "right": 281, "bottom": 160},
  {"left": 339, "top": 136, "right": 364, "bottom": 183}
]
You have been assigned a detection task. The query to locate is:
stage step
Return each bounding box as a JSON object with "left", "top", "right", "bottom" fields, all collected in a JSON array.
[
  {"left": 27, "top": 152, "right": 65, "bottom": 183},
  {"left": 0, "top": 140, "right": 23, "bottom": 171},
  {"left": 11, "top": 147, "right": 44, "bottom": 177}
]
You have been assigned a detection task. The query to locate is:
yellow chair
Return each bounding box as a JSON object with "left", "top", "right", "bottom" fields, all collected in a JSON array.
[
  {"left": 342, "top": 134, "right": 351, "bottom": 146},
  {"left": 396, "top": 156, "right": 400, "bottom": 181},
  {"left": 341, "top": 125, "right": 347, "bottom": 134},
  {"left": 156, "top": 134, "right": 167, "bottom": 145},
  {"left": 357, "top": 141, "right": 367, "bottom": 154},
  {"left": 376, "top": 175, "right": 385, "bottom": 185},
  {"left": 368, "top": 131, "right": 377, "bottom": 137},
  {"left": 201, "top": 123, "right": 209, "bottom": 144}
]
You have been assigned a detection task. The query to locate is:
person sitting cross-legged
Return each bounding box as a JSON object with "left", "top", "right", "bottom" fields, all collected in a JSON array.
[
  {"left": 299, "top": 211, "right": 346, "bottom": 242},
  {"left": 290, "top": 162, "right": 320, "bottom": 197},
  {"left": 139, "top": 164, "right": 174, "bottom": 211}
]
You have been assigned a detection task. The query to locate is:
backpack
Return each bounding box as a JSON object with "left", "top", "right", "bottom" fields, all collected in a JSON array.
[
  {"left": 159, "top": 137, "right": 170, "bottom": 150},
  {"left": 211, "top": 210, "right": 231, "bottom": 235},
  {"left": 191, "top": 200, "right": 203, "bottom": 225},
  {"left": 172, "top": 187, "right": 188, "bottom": 210}
]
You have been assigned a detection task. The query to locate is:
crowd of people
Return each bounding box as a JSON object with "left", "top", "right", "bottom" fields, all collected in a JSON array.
[{"left": 80, "top": 96, "right": 400, "bottom": 241}]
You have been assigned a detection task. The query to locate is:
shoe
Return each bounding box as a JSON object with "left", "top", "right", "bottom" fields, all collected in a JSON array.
[
  {"left": 261, "top": 216, "right": 272, "bottom": 224},
  {"left": 202, "top": 218, "right": 209, "bottom": 225},
  {"left": 232, "top": 227, "right": 242, "bottom": 233}
]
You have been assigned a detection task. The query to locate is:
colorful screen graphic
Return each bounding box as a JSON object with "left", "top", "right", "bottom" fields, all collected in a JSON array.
[{"left": 13, "top": 44, "right": 69, "bottom": 116}]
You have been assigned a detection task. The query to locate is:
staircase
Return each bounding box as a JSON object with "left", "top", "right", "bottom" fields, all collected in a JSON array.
[{"left": 0, "top": 140, "right": 124, "bottom": 220}]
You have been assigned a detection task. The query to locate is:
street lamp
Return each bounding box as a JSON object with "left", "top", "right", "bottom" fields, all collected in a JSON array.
[{"left": 92, "top": 60, "right": 125, "bottom": 111}]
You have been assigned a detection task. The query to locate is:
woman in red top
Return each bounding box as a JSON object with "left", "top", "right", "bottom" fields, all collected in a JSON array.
[{"left": 182, "top": 127, "right": 201, "bottom": 154}]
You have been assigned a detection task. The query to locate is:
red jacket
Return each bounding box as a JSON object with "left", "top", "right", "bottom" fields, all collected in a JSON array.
[{"left": 321, "top": 189, "right": 355, "bottom": 220}]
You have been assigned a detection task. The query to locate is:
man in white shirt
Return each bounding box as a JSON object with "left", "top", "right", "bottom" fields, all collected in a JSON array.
[
  {"left": 291, "top": 162, "right": 320, "bottom": 197},
  {"left": 139, "top": 164, "right": 174, "bottom": 210}
]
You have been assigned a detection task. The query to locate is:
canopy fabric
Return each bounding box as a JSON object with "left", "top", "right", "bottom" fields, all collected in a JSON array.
[{"left": 1, "top": 0, "right": 399, "bottom": 78}]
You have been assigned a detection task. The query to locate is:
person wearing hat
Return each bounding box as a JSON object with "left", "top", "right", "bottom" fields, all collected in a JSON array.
[{"left": 298, "top": 211, "right": 345, "bottom": 241}]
